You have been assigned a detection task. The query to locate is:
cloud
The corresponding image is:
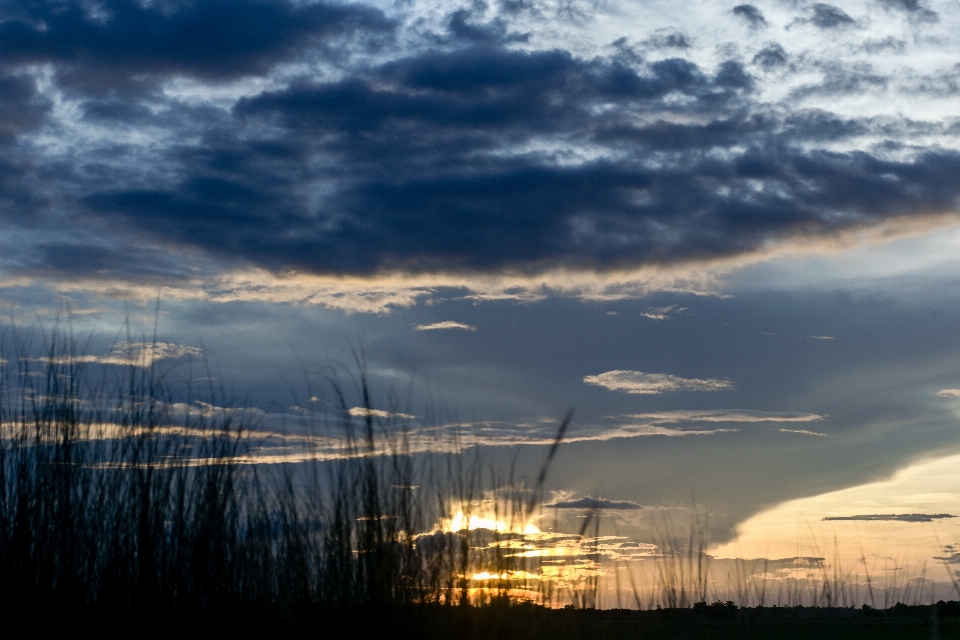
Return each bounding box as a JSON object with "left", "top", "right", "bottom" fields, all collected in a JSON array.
[
  {"left": 37, "top": 341, "right": 202, "bottom": 367},
  {"left": 347, "top": 407, "right": 416, "bottom": 420},
  {"left": 0, "top": 73, "right": 48, "bottom": 144},
  {"left": 546, "top": 496, "right": 642, "bottom": 510},
  {"left": 780, "top": 428, "right": 828, "bottom": 436},
  {"left": 790, "top": 62, "right": 888, "bottom": 100},
  {"left": 733, "top": 5, "right": 768, "bottom": 29},
  {"left": 631, "top": 410, "right": 823, "bottom": 424},
  {"left": 583, "top": 370, "right": 732, "bottom": 394},
  {"left": 1, "top": 0, "right": 960, "bottom": 297},
  {"left": 801, "top": 4, "right": 857, "bottom": 29},
  {"left": 823, "top": 513, "right": 955, "bottom": 522},
  {"left": 0, "top": 0, "right": 392, "bottom": 91},
  {"left": 414, "top": 321, "right": 477, "bottom": 331},
  {"left": 445, "top": 8, "right": 529, "bottom": 45},
  {"left": 806, "top": 335, "right": 835, "bottom": 340},
  {"left": 937, "top": 389, "right": 960, "bottom": 398},
  {"left": 574, "top": 424, "right": 737, "bottom": 438},
  {"left": 644, "top": 29, "right": 692, "bottom": 49},
  {"left": 4, "top": 261, "right": 731, "bottom": 314},
  {"left": 752, "top": 43, "right": 787, "bottom": 69},
  {"left": 431, "top": 419, "right": 739, "bottom": 448},
  {"left": 877, "top": 0, "right": 939, "bottom": 22},
  {"left": 640, "top": 305, "right": 687, "bottom": 320}
]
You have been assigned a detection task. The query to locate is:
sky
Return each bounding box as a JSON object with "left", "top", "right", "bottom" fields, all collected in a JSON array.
[{"left": 3, "top": 0, "right": 960, "bottom": 600}]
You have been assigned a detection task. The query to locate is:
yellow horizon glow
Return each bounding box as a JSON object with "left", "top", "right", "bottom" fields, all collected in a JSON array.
[
  {"left": 711, "top": 452, "right": 960, "bottom": 569},
  {"left": 442, "top": 509, "right": 541, "bottom": 535}
]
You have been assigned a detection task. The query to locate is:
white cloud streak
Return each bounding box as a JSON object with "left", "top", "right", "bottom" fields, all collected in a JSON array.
[
  {"left": 628, "top": 410, "right": 823, "bottom": 424},
  {"left": 583, "top": 370, "right": 733, "bottom": 394},
  {"left": 780, "top": 428, "right": 829, "bottom": 437},
  {"left": 37, "top": 342, "right": 202, "bottom": 367},
  {"left": 640, "top": 305, "right": 687, "bottom": 320},
  {"left": 936, "top": 388, "right": 960, "bottom": 398},
  {"left": 348, "top": 407, "right": 416, "bottom": 420},
  {"left": 414, "top": 321, "right": 477, "bottom": 331}
]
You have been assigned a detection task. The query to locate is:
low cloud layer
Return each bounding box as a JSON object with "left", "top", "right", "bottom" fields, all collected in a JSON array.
[
  {"left": 584, "top": 370, "right": 733, "bottom": 394},
  {"left": 822, "top": 513, "right": 955, "bottom": 522},
  {"left": 547, "top": 496, "right": 642, "bottom": 510}
]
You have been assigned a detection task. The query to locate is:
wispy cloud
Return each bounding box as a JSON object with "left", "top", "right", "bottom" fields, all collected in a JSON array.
[
  {"left": 640, "top": 305, "right": 688, "bottom": 320},
  {"left": 805, "top": 335, "right": 836, "bottom": 340},
  {"left": 936, "top": 388, "right": 960, "bottom": 398},
  {"left": 629, "top": 410, "right": 823, "bottom": 424},
  {"left": 572, "top": 424, "right": 737, "bottom": 439},
  {"left": 37, "top": 342, "right": 202, "bottom": 368},
  {"left": 780, "top": 428, "right": 828, "bottom": 436},
  {"left": 348, "top": 407, "right": 416, "bottom": 420},
  {"left": 824, "top": 513, "right": 954, "bottom": 522},
  {"left": 583, "top": 370, "right": 733, "bottom": 394},
  {"left": 414, "top": 321, "right": 477, "bottom": 331},
  {"left": 24, "top": 264, "right": 725, "bottom": 315}
]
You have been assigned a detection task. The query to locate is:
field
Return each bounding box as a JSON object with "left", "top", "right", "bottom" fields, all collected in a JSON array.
[{"left": 1, "top": 331, "right": 958, "bottom": 637}]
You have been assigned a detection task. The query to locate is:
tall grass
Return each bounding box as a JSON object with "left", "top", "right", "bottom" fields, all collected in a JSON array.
[{"left": 0, "top": 327, "right": 575, "bottom": 622}]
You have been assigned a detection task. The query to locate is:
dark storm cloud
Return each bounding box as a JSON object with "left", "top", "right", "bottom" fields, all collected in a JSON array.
[
  {"left": 0, "top": 73, "right": 48, "bottom": 222},
  {"left": 790, "top": 61, "right": 888, "bottom": 99},
  {"left": 857, "top": 36, "right": 906, "bottom": 54},
  {"left": 0, "top": 0, "right": 392, "bottom": 92},
  {"left": 781, "top": 110, "right": 868, "bottom": 142},
  {"left": 0, "top": 73, "right": 48, "bottom": 144},
  {"left": 793, "top": 4, "right": 857, "bottom": 29},
  {"left": 23, "top": 243, "right": 193, "bottom": 281},
  {"left": 644, "top": 29, "right": 693, "bottom": 50},
  {"left": 733, "top": 4, "right": 768, "bottom": 29},
  {"left": 36, "top": 41, "right": 960, "bottom": 276},
  {"left": 876, "top": 0, "right": 939, "bottom": 22},
  {"left": 2, "top": 2, "right": 960, "bottom": 281},
  {"left": 445, "top": 9, "right": 530, "bottom": 45},
  {"left": 751, "top": 43, "right": 787, "bottom": 69}
]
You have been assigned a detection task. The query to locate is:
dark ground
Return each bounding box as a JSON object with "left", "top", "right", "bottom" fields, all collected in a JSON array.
[{"left": 24, "top": 600, "right": 959, "bottom": 638}]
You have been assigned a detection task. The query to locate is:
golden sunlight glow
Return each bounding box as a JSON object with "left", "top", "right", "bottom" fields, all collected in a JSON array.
[
  {"left": 711, "top": 453, "right": 960, "bottom": 569},
  {"left": 443, "top": 509, "right": 542, "bottom": 535},
  {"left": 7, "top": 215, "right": 958, "bottom": 317}
]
